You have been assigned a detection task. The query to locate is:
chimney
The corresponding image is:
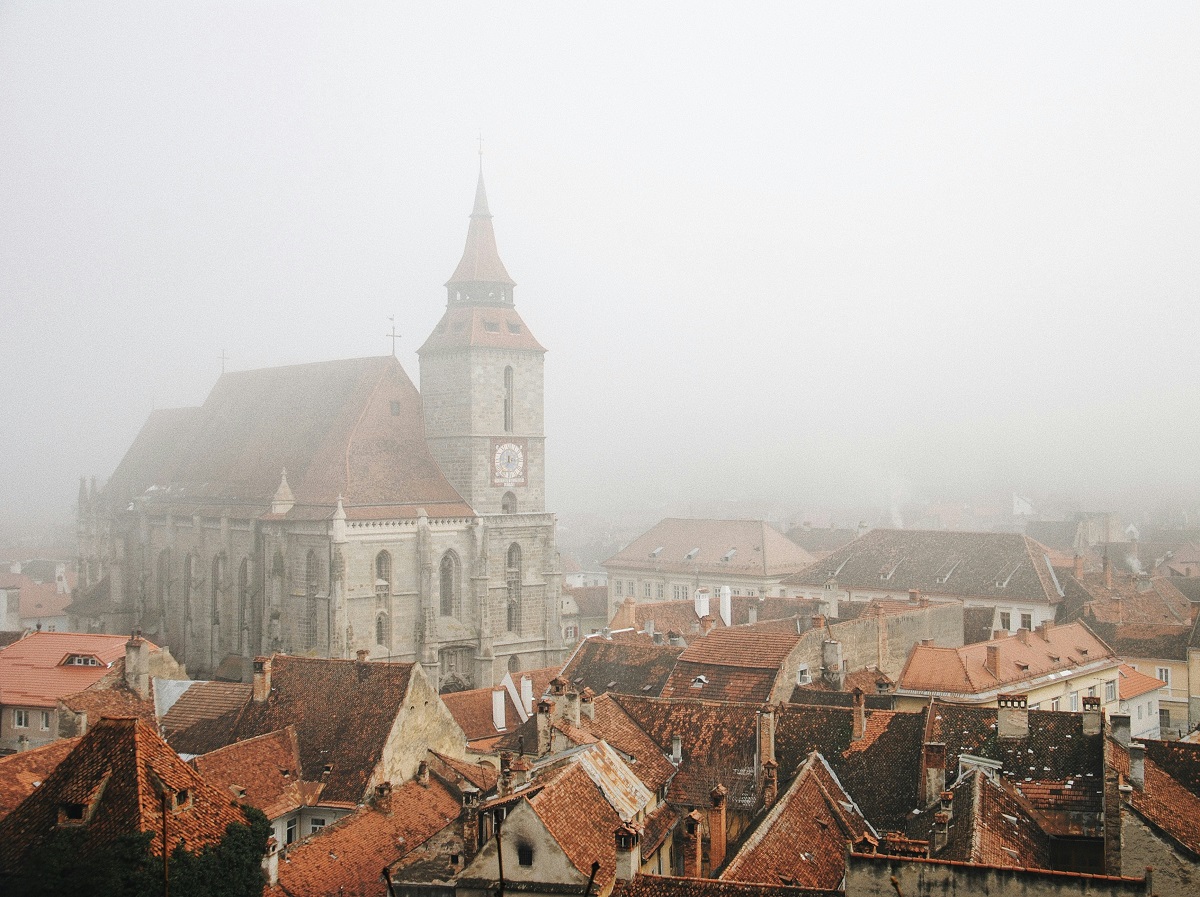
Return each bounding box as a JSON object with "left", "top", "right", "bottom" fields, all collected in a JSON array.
[
  {"left": 932, "top": 810, "right": 950, "bottom": 853},
  {"left": 1073, "top": 554, "right": 1084, "bottom": 578},
  {"left": 757, "top": 704, "right": 776, "bottom": 768},
  {"left": 909, "top": 589, "right": 920, "bottom": 604},
  {"left": 991, "top": 630, "right": 1004, "bottom": 641},
  {"left": 1128, "top": 742, "right": 1145, "bottom": 790},
  {"left": 694, "top": 588, "right": 710, "bottom": 620},
  {"left": 985, "top": 643, "right": 1000, "bottom": 677},
  {"left": 580, "top": 687, "right": 595, "bottom": 721},
  {"left": 811, "top": 614, "right": 826, "bottom": 630},
  {"left": 668, "top": 630, "right": 686, "bottom": 647},
  {"left": 748, "top": 604, "right": 758, "bottom": 625},
  {"left": 461, "top": 786, "right": 481, "bottom": 859},
  {"left": 683, "top": 811, "right": 703, "bottom": 878},
  {"left": 1082, "top": 695, "right": 1102, "bottom": 735},
  {"left": 923, "top": 742, "right": 947, "bottom": 806},
  {"left": 1104, "top": 553, "right": 1113, "bottom": 589},
  {"left": 822, "top": 639, "right": 845, "bottom": 690},
  {"left": 492, "top": 689, "right": 507, "bottom": 732},
  {"left": 550, "top": 676, "right": 567, "bottom": 697},
  {"left": 521, "top": 675, "right": 534, "bottom": 717},
  {"left": 708, "top": 785, "right": 728, "bottom": 870},
  {"left": 761, "top": 759, "right": 779, "bottom": 807},
  {"left": 700, "top": 615, "right": 717, "bottom": 637},
  {"left": 645, "top": 619, "right": 655, "bottom": 637},
  {"left": 997, "top": 694, "right": 1029, "bottom": 739},
  {"left": 124, "top": 630, "right": 150, "bottom": 699},
  {"left": 1111, "top": 713, "right": 1131, "bottom": 748},
  {"left": 252, "top": 656, "right": 272, "bottom": 703},
  {"left": 510, "top": 755, "right": 532, "bottom": 788},
  {"left": 356, "top": 648, "right": 370, "bottom": 663},
  {"left": 374, "top": 782, "right": 393, "bottom": 816},
  {"left": 719, "top": 586, "right": 732, "bottom": 627},
  {"left": 851, "top": 688, "right": 866, "bottom": 741},
  {"left": 670, "top": 734, "right": 682, "bottom": 764},
  {"left": 1035, "top": 621, "right": 1050, "bottom": 641},
  {"left": 939, "top": 789, "right": 954, "bottom": 820},
  {"left": 536, "top": 699, "right": 552, "bottom": 755},
  {"left": 563, "top": 687, "right": 581, "bottom": 727},
  {"left": 416, "top": 760, "right": 429, "bottom": 786},
  {"left": 498, "top": 752, "right": 513, "bottom": 797},
  {"left": 614, "top": 822, "right": 642, "bottom": 881}
]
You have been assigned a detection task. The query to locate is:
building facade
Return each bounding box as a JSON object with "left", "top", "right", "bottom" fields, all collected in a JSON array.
[{"left": 73, "top": 171, "right": 565, "bottom": 689}]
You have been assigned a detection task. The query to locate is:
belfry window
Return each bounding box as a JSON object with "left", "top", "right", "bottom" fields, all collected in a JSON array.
[
  {"left": 506, "top": 543, "right": 522, "bottom": 633},
  {"left": 440, "top": 552, "right": 460, "bottom": 617},
  {"left": 504, "top": 366, "right": 514, "bottom": 433},
  {"left": 375, "top": 551, "right": 392, "bottom": 600},
  {"left": 502, "top": 492, "right": 517, "bottom": 514}
]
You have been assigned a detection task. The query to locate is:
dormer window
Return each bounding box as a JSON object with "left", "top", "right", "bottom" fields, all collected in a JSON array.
[
  {"left": 483, "top": 321, "right": 500, "bottom": 333},
  {"left": 63, "top": 654, "right": 101, "bottom": 667},
  {"left": 58, "top": 802, "right": 87, "bottom": 824},
  {"left": 685, "top": 548, "right": 700, "bottom": 561},
  {"left": 507, "top": 322, "right": 521, "bottom": 334},
  {"left": 649, "top": 546, "right": 663, "bottom": 559},
  {"left": 174, "top": 788, "right": 191, "bottom": 810},
  {"left": 691, "top": 675, "right": 708, "bottom": 688},
  {"left": 722, "top": 548, "right": 737, "bottom": 562}
]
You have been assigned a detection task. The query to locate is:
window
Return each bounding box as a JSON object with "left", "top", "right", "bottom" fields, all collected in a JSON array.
[
  {"left": 1050, "top": 698, "right": 1060, "bottom": 711},
  {"left": 1137, "top": 703, "right": 1144, "bottom": 720},
  {"left": 376, "top": 613, "right": 389, "bottom": 647},
  {"left": 174, "top": 789, "right": 191, "bottom": 810},
  {"left": 1020, "top": 613, "right": 1033, "bottom": 630},
  {"left": 501, "top": 491, "right": 517, "bottom": 514},
  {"left": 390, "top": 401, "right": 402, "bottom": 416},
  {"left": 375, "top": 551, "right": 391, "bottom": 600},
  {"left": 998, "top": 612, "right": 1011, "bottom": 631},
  {"left": 797, "top": 665, "right": 812, "bottom": 685},
  {"left": 1069, "top": 691, "right": 1079, "bottom": 712},
  {"left": 615, "top": 580, "right": 623, "bottom": 598},
  {"left": 440, "top": 552, "right": 460, "bottom": 617},
  {"left": 40, "top": 711, "right": 51, "bottom": 730},
  {"left": 565, "top": 625, "right": 577, "bottom": 640},
  {"left": 517, "top": 844, "right": 534, "bottom": 866},
  {"left": 64, "top": 655, "right": 100, "bottom": 667},
  {"left": 503, "top": 366, "right": 514, "bottom": 433},
  {"left": 1157, "top": 667, "right": 1171, "bottom": 687},
  {"left": 656, "top": 584, "right": 664, "bottom": 600},
  {"left": 1087, "top": 685, "right": 1097, "bottom": 698},
  {"left": 309, "top": 818, "right": 327, "bottom": 834},
  {"left": 286, "top": 817, "right": 297, "bottom": 845},
  {"left": 506, "top": 544, "right": 522, "bottom": 633},
  {"left": 13, "top": 709, "right": 28, "bottom": 728},
  {"left": 1105, "top": 679, "right": 1117, "bottom": 702},
  {"left": 1160, "top": 708, "right": 1172, "bottom": 731},
  {"left": 643, "top": 582, "right": 652, "bottom": 598}
]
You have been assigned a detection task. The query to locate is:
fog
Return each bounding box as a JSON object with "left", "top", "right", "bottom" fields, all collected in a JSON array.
[{"left": 2, "top": 4, "right": 1198, "bottom": 541}]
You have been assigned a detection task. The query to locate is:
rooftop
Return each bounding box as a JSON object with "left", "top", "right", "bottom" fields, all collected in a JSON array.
[{"left": 604, "top": 519, "right": 814, "bottom": 578}]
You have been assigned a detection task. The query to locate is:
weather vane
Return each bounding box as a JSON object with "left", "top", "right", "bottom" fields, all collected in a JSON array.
[{"left": 387, "top": 317, "right": 401, "bottom": 356}]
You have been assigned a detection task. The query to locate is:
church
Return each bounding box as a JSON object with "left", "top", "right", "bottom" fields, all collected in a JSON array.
[{"left": 73, "top": 171, "right": 565, "bottom": 691}]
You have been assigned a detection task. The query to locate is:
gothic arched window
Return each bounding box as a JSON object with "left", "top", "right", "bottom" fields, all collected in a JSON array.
[
  {"left": 375, "top": 551, "right": 391, "bottom": 600},
  {"left": 237, "top": 558, "right": 249, "bottom": 651},
  {"left": 504, "top": 366, "right": 514, "bottom": 433},
  {"left": 502, "top": 492, "right": 517, "bottom": 514},
  {"left": 440, "top": 551, "right": 460, "bottom": 617},
  {"left": 155, "top": 549, "right": 170, "bottom": 615},
  {"left": 506, "top": 543, "right": 522, "bottom": 634},
  {"left": 183, "top": 554, "right": 195, "bottom": 623},
  {"left": 304, "top": 550, "right": 320, "bottom": 650},
  {"left": 376, "top": 612, "right": 389, "bottom": 647}
]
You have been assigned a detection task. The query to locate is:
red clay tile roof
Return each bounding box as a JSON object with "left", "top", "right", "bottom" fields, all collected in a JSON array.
[
  {"left": 276, "top": 776, "right": 462, "bottom": 897},
  {"left": 192, "top": 726, "right": 306, "bottom": 818},
  {"left": 785, "top": 529, "right": 1062, "bottom": 606},
  {"left": 612, "top": 875, "right": 835, "bottom": 897},
  {"left": 672, "top": 626, "right": 801, "bottom": 670},
  {"left": 60, "top": 676, "right": 157, "bottom": 727},
  {"left": 1067, "top": 572, "right": 1194, "bottom": 625},
  {"left": 0, "top": 717, "right": 248, "bottom": 873},
  {"left": 105, "top": 355, "right": 472, "bottom": 515},
  {"left": 442, "top": 687, "right": 518, "bottom": 743},
  {"left": 17, "top": 578, "right": 71, "bottom": 621},
  {"left": 427, "top": 751, "right": 499, "bottom": 792},
  {"left": 928, "top": 769, "right": 1052, "bottom": 869},
  {"left": 444, "top": 171, "right": 516, "bottom": 288},
  {"left": 565, "top": 584, "right": 610, "bottom": 619},
  {"left": 161, "top": 680, "right": 253, "bottom": 736},
  {"left": 898, "top": 621, "right": 1117, "bottom": 696},
  {"left": 0, "top": 631, "right": 153, "bottom": 708},
  {"left": 661, "top": 662, "right": 778, "bottom": 704},
  {"left": 604, "top": 519, "right": 814, "bottom": 578},
  {"left": 1110, "top": 738, "right": 1200, "bottom": 856},
  {"left": 562, "top": 637, "right": 684, "bottom": 698},
  {"left": 419, "top": 305, "right": 544, "bottom": 353},
  {"left": 722, "top": 752, "right": 872, "bottom": 889},
  {"left": 1117, "top": 664, "right": 1164, "bottom": 701},
  {"left": 0, "top": 736, "right": 80, "bottom": 820},
  {"left": 529, "top": 760, "right": 623, "bottom": 885},
  {"left": 1078, "top": 621, "right": 1193, "bottom": 662},
  {"left": 165, "top": 655, "right": 419, "bottom": 805}
]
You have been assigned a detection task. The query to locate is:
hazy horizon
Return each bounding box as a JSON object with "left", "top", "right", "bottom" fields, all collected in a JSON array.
[{"left": 3, "top": 4, "right": 1198, "bottom": 542}]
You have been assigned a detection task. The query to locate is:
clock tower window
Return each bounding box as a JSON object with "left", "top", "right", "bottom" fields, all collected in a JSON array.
[
  {"left": 506, "top": 543, "right": 522, "bottom": 634},
  {"left": 503, "top": 366, "right": 514, "bottom": 433},
  {"left": 502, "top": 492, "right": 517, "bottom": 514}
]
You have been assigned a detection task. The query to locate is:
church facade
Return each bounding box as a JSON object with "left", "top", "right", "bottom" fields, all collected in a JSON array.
[{"left": 73, "top": 172, "right": 565, "bottom": 690}]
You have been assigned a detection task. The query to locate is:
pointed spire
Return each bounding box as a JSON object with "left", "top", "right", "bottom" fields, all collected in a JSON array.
[
  {"left": 446, "top": 161, "right": 515, "bottom": 297},
  {"left": 471, "top": 167, "right": 492, "bottom": 219},
  {"left": 271, "top": 468, "right": 295, "bottom": 515}
]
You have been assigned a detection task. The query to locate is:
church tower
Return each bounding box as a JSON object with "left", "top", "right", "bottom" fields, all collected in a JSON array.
[{"left": 419, "top": 168, "right": 547, "bottom": 516}]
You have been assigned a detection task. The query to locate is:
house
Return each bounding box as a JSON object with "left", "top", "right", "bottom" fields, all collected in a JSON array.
[
  {"left": 562, "top": 584, "right": 611, "bottom": 641},
  {"left": 784, "top": 528, "right": 1066, "bottom": 632},
  {"left": 559, "top": 637, "right": 685, "bottom": 699},
  {"left": 72, "top": 170, "right": 566, "bottom": 689},
  {"left": 441, "top": 666, "right": 558, "bottom": 754},
  {"left": 1115, "top": 665, "right": 1167, "bottom": 740},
  {"left": 896, "top": 621, "right": 1121, "bottom": 712},
  {"left": 606, "top": 593, "right": 829, "bottom": 644},
  {"left": 603, "top": 519, "right": 814, "bottom": 617},
  {"left": 0, "top": 736, "right": 79, "bottom": 819},
  {"left": 0, "top": 630, "right": 183, "bottom": 751},
  {"left": 163, "top": 653, "right": 467, "bottom": 808}
]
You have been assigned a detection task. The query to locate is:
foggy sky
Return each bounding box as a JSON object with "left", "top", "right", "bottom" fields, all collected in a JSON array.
[{"left": 2, "top": 3, "right": 1199, "bottom": 531}]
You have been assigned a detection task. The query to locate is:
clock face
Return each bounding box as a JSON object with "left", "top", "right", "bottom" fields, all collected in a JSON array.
[{"left": 493, "top": 441, "right": 525, "bottom": 482}]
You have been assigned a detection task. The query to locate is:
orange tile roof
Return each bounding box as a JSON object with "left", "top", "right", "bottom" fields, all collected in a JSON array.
[
  {"left": 1110, "top": 738, "right": 1200, "bottom": 856},
  {"left": 0, "top": 717, "right": 248, "bottom": 873},
  {"left": 613, "top": 875, "right": 835, "bottom": 897},
  {"left": 192, "top": 726, "right": 307, "bottom": 819},
  {"left": 276, "top": 776, "right": 461, "bottom": 897},
  {"left": 418, "top": 305, "right": 544, "bottom": 353},
  {"left": 17, "top": 578, "right": 72, "bottom": 620},
  {"left": 160, "top": 679, "right": 252, "bottom": 735},
  {"left": 0, "top": 736, "right": 79, "bottom": 820},
  {"left": 529, "top": 761, "right": 622, "bottom": 885},
  {"left": 1117, "top": 664, "right": 1164, "bottom": 701},
  {"left": 1069, "top": 572, "right": 1194, "bottom": 625},
  {"left": 673, "top": 626, "right": 801, "bottom": 669},
  {"left": 604, "top": 519, "right": 814, "bottom": 578},
  {"left": 60, "top": 675, "right": 157, "bottom": 727},
  {"left": 899, "top": 622, "right": 1117, "bottom": 695},
  {"left": 0, "top": 631, "right": 153, "bottom": 708}
]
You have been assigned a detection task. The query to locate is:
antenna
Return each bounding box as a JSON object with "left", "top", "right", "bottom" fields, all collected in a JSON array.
[
  {"left": 386, "top": 317, "right": 401, "bottom": 356},
  {"left": 220, "top": 348, "right": 228, "bottom": 374}
]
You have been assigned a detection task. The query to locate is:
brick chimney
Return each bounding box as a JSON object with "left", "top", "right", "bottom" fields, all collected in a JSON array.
[
  {"left": 498, "top": 752, "right": 513, "bottom": 797},
  {"left": 580, "top": 687, "right": 595, "bottom": 721},
  {"left": 510, "top": 755, "right": 532, "bottom": 788},
  {"left": 252, "top": 656, "right": 272, "bottom": 703},
  {"left": 985, "top": 643, "right": 1000, "bottom": 677},
  {"left": 1034, "top": 621, "right": 1051, "bottom": 641},
  {"left": 1073, "top": 554, "right": 1084, "bottom": 578},
  {"left": 416, "top": 760, "right": 429, "bottom": 786},
  {"left": 536, "top": 700, "right": 552, "bottom": 755},
  {"left": 356, "top": 648, "right": 370, "bottom": 662},
  {"left": 461, "top": 785, "right": 481, "bottom": 859},
  {"left": 614, "top": 822, "right": 642, "bottom": 881},
  {"left": 1104, "top": 553, "right": 1113, "bottom": 589},
  {"left": 822, "top": 639, "right": 845, "bottom": 690},
  {"left": 1128, "top": 742, "right": 1146, "bottom": 790},
  {"left": 939, "top": 789, "right": 954, "bottom": 820},
  {"left": 1110, "top": 713, "right": 1131, "bottom": 747},
  {"left": 708, "top": 785, "right": 728, "bottom": 870},
  {"left": 374, "top": 781, "right": 393, "bottom": 816},
  {"left": 851, "top": 688, "right": 866, "bottom": 741},
  {"left": 761, "top": 759, "right": 779, "bottom": 807},
  {"left": 1082, "top": 695, "right": 1102, "bottom": 735},
  {"left": 124, "top": 630, "right": 150, "bottom": 699},
  {"left": 811, "top": 614, "right": 826, "bottom": 630},
  {"left": 683, "top": 811, "right": 704, "bottom": 878},
  {"left": 923, "top": 742, "right": 947, "bottom": 806},
  {"left": 932, "top": 810, "right": 950, "bottom": 853},
  {"left": 997, "top": 694, "right": 1028, "bottom": 739},
  {"left": 700, "top": 615, "right": 717, "bottom": 637},
  {"left": 563, "top": 686, "right": 581, "bottom": 727},
  {"left": 757, "top": 704, "right": 776, "bottom": 769}
]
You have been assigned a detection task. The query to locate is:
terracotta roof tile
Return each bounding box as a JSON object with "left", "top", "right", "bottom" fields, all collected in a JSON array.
[
  {"left": 192, "top": 726, "right": 306, "bottom": 818},
  {"left": 1110, "top": 738, "right": 1200, "bottom": 856},
  {"left": 529, "top": 761, "right": 623, "bottom": 885},
  {"left": 1117, "top": 664, "right": 1164, "bottom": 701},
  {"left": 562, "top": 637, "right": 685, "bottom": 698},
  {"left": 0, "top": 631, "right": 153, "bottom": 708},
  {"left": 0, "top": 717, "right": 247, "bottom": 873},
  {"left": 604, "top": 519, "right": 814, "bottom": 579},
  {"left": 0, "top": 736, "right": 80, "bottom": 820},
  {"left": 418, "top": 305, "right": 544, "bottom": 353},
  {"left": 612, "top": 874, "right": 835, "bottom": 897},
  {"left": 565, "top": 585, "right": 610, "bottom": 619},
  {"left": 161, "top": 680, "right": 253, "bottom": 738}
]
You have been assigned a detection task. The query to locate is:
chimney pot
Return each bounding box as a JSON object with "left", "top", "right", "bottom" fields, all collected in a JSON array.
[
  {"left": 1128, "top": 742, "right": 1146, "bottom": 790},
  {"left": 997, "top": 693, "right": 1029, "bottom": 739},
  {"left": 252, "top": 656, "right": 272, "bottom": 703},
  {"left": 356, "top": 648, "right": 370, "bottom": 662},
  {"left": 1111, "top": 713, "right": 1131, "bottom": 747}
]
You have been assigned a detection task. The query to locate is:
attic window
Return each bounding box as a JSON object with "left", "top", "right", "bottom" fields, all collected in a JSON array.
[
  {"left": 507, "top": 322, "right": 522, "bottom": 334},
  {"left": 722, "top": 549, "right": 737, "bottom": 562},
  {"left": 685, "top": 548, "right": 700, "bottom": 561},
  {"left": 483, "top": 321, "right": 501, "bottom": 333},
  {"left": 649, "top": 547, "right": 663, "bottom": 559},
  {"left": 390, "top": 401, "right": 402, "bottom": 416},
  {"left": 1015, "top": 662, "right": 1029, "bottom": 671},
  {"left": 691, "top": 675, "right": 709, "bottom": 689},
  {"left": 59, "top": 802, "right": 87, "bottom": 823},
  {"left": 1048, "top": 654, "right": 1060, "bottom": 663},
  {"left": 63, "top": 654, "right": 100, "bottom": 667},
  {"left": 797, "top": 666, "right": 812, "bottom": 685},
  {"left": 174, "top": 789, "right": 191, "bottom": 810},
  {"left": 517, "top": 843, "right": 534, "bottom": 866},
  {"left": 1077, "top": 647, "right": 1089, "bottom": 656}
]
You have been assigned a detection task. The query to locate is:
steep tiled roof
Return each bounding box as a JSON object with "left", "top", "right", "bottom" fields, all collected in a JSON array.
[
  {"left": 785, "top": 526, "right": 860, "bottom": 559},
  {"left": 0, "top": 736, "right": 80, "bottom": 820},
  {"left": 661, "top": 625, "right": 802, "bottom": 703},
  {"left": 1064, "top": 571, "right": 1194, "bottom": 626},
  {"left": 612, "top": 875, "right": 835, "bottom": 897},
  {"left": 0, "top": 631, "right": 149, "bottom": 708},
  {"left": 165, "top": 655, "right": 420, "bottom": 805},
  {"left": 898, "top": 622, "right": 1116, "bottom": 697},
  {"left": 160, "top": 680, "right": 253, "bottom": 738},
  {"left": 0, "top": 717, "right": 248, "bottom": 873},
  {"left": 784, "top": 529, "right": 1062, "bottom": 606},
  {"left": 1140, "top": 739, "right": 1200, "bottom": 794},
  {"left": 1117, "top": 664, "right": 1164, "bottom": 701},
  {"left": 443, "top": 687, "right": 520, "bottom": 744},
  {"left": 722, "top": 752, "right": 873, "bottom": 889},
  {"left": 529, "top": 760, "right": 623, "bottom": 885},
  {"left": 1110, "top": 738, "right": 1200, "bottom": 857},
  {"left": 566, "top": 584, "right": 610, "bottom": 619},
  {"left": 661, "top": 662, "right": 778, "bottom": 704},
  {"left": 276, "top": 776, "right": 462, "bottom": 897},
  {"left": 443, "top": 170, "right": 516, "bottom": 287},
  {"left": 418, "top": 305, "right": 544, "bottom": 353},
  {"left": 17, "top": 578, "right": 71, "bottom": 621},
  {"left": 562, "top": 637, "right": 684, "bottom": 698},
  {"left": 105, "top": 355, "right": 472, "bottom": 516},
  {"left": 921, "top": 769, "right": 1052, "bottom": 869},
  {"left": 427, "top": 751, "right": 499, "bottom": 792},
  {"left": 60, "top": 675, "right": 157, "bottom": 727},
  {"left": 191, "top": 727, "right": 306, "bottom": 819},
  {"left": 1080, "top": 621, "right": 1193, "bottom": 661},
  {"left": 604, "top": 519, "right": 814, "bottom": 578}
]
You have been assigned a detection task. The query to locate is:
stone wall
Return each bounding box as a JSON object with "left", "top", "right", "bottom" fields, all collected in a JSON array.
[{"left": 1120, "top": 806, "right": 1200, "bottom": 897}]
